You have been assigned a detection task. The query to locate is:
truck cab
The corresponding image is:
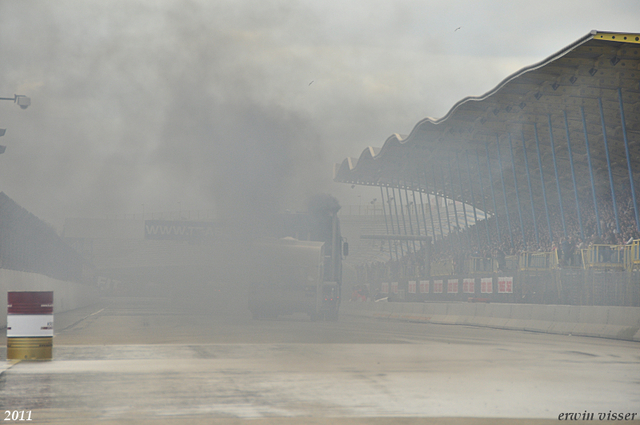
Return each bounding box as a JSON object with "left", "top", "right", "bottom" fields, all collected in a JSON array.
[{"left": 248, "top": 205, "right": 346, "bottom": 321}]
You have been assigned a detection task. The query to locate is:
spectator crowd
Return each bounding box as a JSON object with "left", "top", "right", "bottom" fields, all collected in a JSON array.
[{"left": 357, "top": 188, "right": 640, "bottom": 282}]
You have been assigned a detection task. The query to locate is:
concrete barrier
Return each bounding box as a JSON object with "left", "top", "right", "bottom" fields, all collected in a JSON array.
[
  {"left": 342, "top": 300, "right": 640, "bottom": 341},
  {"left": 0, "top": 269, "right": 98, "bottom": 328}
]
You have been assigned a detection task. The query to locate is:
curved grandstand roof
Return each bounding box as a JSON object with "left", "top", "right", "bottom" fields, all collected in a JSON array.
[{"left": 334, "top": 30, "right": 640, "bottom": 217}]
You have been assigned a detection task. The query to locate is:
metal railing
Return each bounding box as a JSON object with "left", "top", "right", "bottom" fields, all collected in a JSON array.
[
  {"left": 518, "top": 244, "right": 633, "bottom": 271},
  {"left": 519, "top": 251, "right": 554, "bottom": 270},
  {"left": 466, "top": 257, "right": 495, "bottom": 273},
  {"left": 504, "top": 255, "right": 519, "bottom": 270},
  {"left": 357, "top": 241, "right": 640, "bottom": 286},
  {"left": 625, "top": 240, "right": 640, "bottom": 270},
  {"left": 583, "top": 244, "right": 626, "bottom": 269},
  {"left": 430, "top": 259, "right": 455, "bottom": 276}
]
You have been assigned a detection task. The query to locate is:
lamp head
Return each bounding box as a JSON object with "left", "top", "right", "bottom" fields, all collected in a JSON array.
[{"left": 16, "top": 95, "right": 31, "bottom": 109}]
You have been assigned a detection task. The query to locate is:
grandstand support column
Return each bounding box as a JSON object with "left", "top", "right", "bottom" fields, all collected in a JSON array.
[
  {"left": 380, "top": 186, "right": 396, "bottom": 261},
  {"left": 598, "top": 98, "right": 621, "bottom": 234},
  {"left": 414, "top": 174, "right": 429, "bottom": 237},
  {"left": 395, "top": 181, "right": 413, "bottom": 256},
  {"left": 430, "top": 168, "right": 445, "bottom": 242},
  {"left": 617, "top": 88, "right": 640, "bottom": 232},
  {"left": 496, "top": 136, "right": 515, "bottom": 248},
  {"left": 464, "top": 152, "right": 481, "bottom": 248},
  {"left": 421, "top": 170, "right": 438, "bottom": 242},
  {"left": 534, "top": 123, "right": 554, "bottom": 244},
  {"left": 437, "top": 163, "right": 453, "bottom": 237},
  {"left": 410, "top": 180, "right": 424, "bottom": 252},
  {"left": 474, "top": 149, "right": 491, "bottom": 245},
  {"left": 385, "top": 185, "right": 399, "bottom": 260},
  {"left": 548, "top": 115, "right": 568, "bottom": 238},
  {"left": 389, "top": 185, "right": 405, "bottom": 259},
  {"left": 402, "top": 183, "right": 418, "bottom": 253},
  {"left": 446, "top": 159, "right": 464, "bottom": 254},
  {"left": 446, "top": 159, "right": 462, "bottom": 232},
  {"left": 508, "top": 133, "right": 527, "bottom": 249},
  {"left": 455, "top": 153, "right": 470, "bottom": 232},
  {"left": 563, "top": 110, "right": 585, "bottom": 241},
  {"left": 580, "top": 106, "right": 602, "bottom": 237},
  {"left": 388, "top": 186, "right": 401, "bottom": 261},
  {"left": 521, "top": 131, "right": 540, "bottom": 246},
  {"left": 485, "top": 142, "right": 501, "bottom": 244}
]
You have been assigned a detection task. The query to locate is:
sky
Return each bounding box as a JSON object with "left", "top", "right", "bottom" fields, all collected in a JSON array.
[{"left": 1, "top": 0, "right": 639, "bottom": 230}]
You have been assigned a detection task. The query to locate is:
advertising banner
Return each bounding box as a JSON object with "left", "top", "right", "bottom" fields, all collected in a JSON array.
[
  {"left": 408, "top": 281, "right": 416, "bottom": 294},
  {"left": 463, "top": 278, "right": 475, "bottom": 294},
  {"left": 481, "top": 277, "right": 493, "bottom": 294},
  {"left": 498, "top": 276, "right": 513, "bottom": 293},
  {"left": 433, "top": 280, "right": 443, "bottom": 293},
  {"left": 419, "top": 280, "right": 429, "bottom": 293},
  {"left": 447, "top": 279, "right": 459, "bottom": 294},
  {"left": 144, "top": 220, "right": 216, "bottom": 241}
]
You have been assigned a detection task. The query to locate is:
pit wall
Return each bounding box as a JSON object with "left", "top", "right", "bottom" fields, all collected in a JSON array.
[
  {"left": 342, "top": 300, "right": 640, "bottom": 342},
  {"left": 0, "top": 269, "right": 98, "bottom": 328}
]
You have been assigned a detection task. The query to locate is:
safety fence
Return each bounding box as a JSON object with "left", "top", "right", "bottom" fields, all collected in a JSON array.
[
  {"left": 430, "top": 259, "right": 454, "bottom": 276},
  {"left": 356, "top": 269, "right": 639, "bottom": 307},
  {"left": 515, "top": 243, "right": 638, "bottom": 273},
  {"left": 355, "top": 240, "right": 640, "bottom": 307},
  {"left": 356, "top": 242, "right": 640, "bottom": 282},
  {"left": 624, "top": 239, "right": 640, "bottom": 269},
  {"left": 519, "top": 251, "right": 556, "bottom": 270}
]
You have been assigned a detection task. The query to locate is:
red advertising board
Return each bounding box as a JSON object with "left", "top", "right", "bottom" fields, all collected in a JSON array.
[
  {"left": 481, "top": 277, "right": 493, "bottom": 294},
  {"left": 419, "top": 280, "right": 429, "bottom": 293},
  {"left": 433, "top": 280, "right": 443, "bottom": 293},
  {"left": 463, "top": 278, "right": 475, "bottom": 294},
  {"left": 498, "top": 276, "right": 513, "bottom": 293},
  {"left": 447, "top": 279, "right": 459, "bottom": 294},
  {"left": 408, "top": 281, "right": 416, "bottom": 294}
]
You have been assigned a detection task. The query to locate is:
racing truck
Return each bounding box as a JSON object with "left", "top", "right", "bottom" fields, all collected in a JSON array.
[{"left": 248, "top": 197, "right": 347, "bottom": 321}]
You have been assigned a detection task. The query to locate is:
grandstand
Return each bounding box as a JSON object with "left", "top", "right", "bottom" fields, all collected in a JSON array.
[
  {"left": 339, "top": 199, "right": 484, "bottom": 266},
  {"left": 335, "top": 31, "right": 640, "bottom": 306}
]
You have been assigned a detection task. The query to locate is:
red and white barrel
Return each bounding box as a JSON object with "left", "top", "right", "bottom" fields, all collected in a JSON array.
[{"left": 7, "top": 291, "right": 53, "bottom": 360}]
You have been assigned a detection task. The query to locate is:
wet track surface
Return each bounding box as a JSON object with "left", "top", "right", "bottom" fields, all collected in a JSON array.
[{"left": 1, "top": 296, "right": 639, "bottom": 424}]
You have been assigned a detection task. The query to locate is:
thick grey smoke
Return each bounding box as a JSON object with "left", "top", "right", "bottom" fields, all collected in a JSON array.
[
  {"left": 0, "top": 1, "right": 332, "bottom": 224},
  {"left": 0, "top": 0, "right": 637, "bottom": 227}
]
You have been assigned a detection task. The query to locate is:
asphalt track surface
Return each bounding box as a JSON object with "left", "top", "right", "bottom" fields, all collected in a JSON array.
[{"left": 1, "top": 294, "right": 639, "bottom": 425}]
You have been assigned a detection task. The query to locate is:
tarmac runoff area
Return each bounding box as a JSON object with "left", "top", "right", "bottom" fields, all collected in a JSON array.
[{"left": 1, "top": 296, "right": 639, "bottom": 425}]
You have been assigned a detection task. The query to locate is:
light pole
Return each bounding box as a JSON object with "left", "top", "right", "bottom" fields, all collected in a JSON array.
[
  {"left": 0, "top": 94, "right": 31, "bottom": 109},
  {"left": 0, "top": 94, "right": 31, "bottom": 154}
]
